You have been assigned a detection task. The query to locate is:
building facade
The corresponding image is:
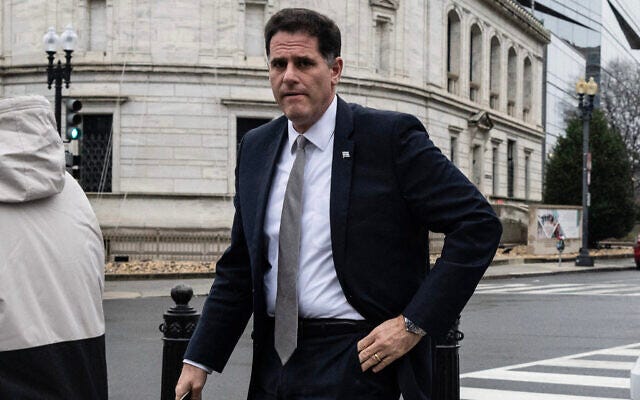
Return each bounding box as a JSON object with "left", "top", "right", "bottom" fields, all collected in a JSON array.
[
  {"left": 517, "top": 0, "right": 640, "bottom": 159},
  {"left": 0, "top": 0, "right": 549, "bottom": 231}
]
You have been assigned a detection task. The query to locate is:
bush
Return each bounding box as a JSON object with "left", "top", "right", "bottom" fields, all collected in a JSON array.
[{"left": 544, "top": 109, "right": 635, "bottom": 246}]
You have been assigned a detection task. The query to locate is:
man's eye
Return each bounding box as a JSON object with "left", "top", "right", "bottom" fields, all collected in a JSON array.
[
  {"left": 271, "top": 61, "right": 286, "bottom": 69},
  {"left": 297, "top": 59, "right": 313, "bottom": 68}
]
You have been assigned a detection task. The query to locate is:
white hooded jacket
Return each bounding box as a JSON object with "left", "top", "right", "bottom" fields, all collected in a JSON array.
[{"left": 0, "top": 95, "right": 107, "bottom": 399}]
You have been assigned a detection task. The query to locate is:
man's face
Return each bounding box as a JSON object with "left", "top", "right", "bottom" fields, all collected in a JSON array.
[{"left": 268, "top": 31, "right": 343, "bottom": 133}]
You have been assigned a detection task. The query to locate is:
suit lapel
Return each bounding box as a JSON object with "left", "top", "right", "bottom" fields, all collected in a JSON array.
[
  {"left": 330, "top": 97, "right": 355, "bottom": 271},
  {"left": 251, "top": 118, "right": 288, "bottom": 269}
]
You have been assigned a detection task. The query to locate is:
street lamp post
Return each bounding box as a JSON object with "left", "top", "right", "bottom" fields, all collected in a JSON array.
[
  {"left": 43, "top": 25, "right": 77, "bottom": 137},
  {"left": 575, "top": 77, "right": 598, "bottom": 267}
]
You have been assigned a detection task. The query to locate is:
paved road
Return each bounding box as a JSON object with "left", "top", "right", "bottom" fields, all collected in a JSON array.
[
  {"left": 104, "top": 269, "right": 640, "bottom": 399},
  {"left": 459, "top": 270, "right": 640, "bottom": 399}
]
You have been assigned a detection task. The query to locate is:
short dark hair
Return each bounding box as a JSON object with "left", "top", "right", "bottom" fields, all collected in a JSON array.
[{"left": 264, "top": 8, "right": 341, "bottom": 64}]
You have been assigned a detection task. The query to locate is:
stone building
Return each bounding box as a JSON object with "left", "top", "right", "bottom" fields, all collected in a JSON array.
[{"left": 0, "top": 0, "right": 549, "bottom": 241}]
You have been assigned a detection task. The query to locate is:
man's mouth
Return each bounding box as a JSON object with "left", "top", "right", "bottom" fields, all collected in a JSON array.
[{"left": 283, "top": 92, "right": 305, "bottom": 98}]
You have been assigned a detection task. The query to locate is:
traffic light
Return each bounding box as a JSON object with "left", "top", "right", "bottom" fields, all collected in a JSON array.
[{"left": 65, "top": 99, "right": 82, "bottom": 140}]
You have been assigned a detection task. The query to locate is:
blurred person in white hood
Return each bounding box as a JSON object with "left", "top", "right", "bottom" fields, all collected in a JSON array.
[{"left": 0, "top": 95, "right": 107, "bottom": 399}]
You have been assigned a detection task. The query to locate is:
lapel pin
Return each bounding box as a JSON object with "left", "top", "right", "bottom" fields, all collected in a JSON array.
[{"left": 342, "top": 151, "right": 351, "bottom": 159}]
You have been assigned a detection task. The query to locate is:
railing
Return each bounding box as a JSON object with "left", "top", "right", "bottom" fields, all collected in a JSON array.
[{"left": 103, "top": 228, "right": 230, "bottom": 262}]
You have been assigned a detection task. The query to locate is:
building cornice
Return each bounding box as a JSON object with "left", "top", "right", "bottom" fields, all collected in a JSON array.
[
  {"left": 0, "top": 63, "right": 543, "bottom": 138},
  {"left": 486, "top": 0, "right": 551, "bottom": 44}
]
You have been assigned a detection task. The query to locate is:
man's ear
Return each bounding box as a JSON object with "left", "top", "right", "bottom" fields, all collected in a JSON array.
[{"left": 331, "top": 57, "right": 344, "bottom": 85}]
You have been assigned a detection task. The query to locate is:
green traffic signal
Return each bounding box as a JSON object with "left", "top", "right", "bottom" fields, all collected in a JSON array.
[
  {"left": 66, "top": 126, "right": 82, "bottom": 140},
  {"left": 65, "top": 99, "right": 83, "bottom": 141}
]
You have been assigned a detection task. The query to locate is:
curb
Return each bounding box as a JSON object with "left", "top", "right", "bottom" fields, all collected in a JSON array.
[
  {"left": 105, "top": 272, "right": 216, "bottom": 281},
  {"left": 491, "top": 252, "right": 634, "bottom": 265},
  {"left": 104, "top": 254, "right": 637, "bottom": 281},
  {"left": 483, "top": 265, "right": 638, "bottom": 280}
]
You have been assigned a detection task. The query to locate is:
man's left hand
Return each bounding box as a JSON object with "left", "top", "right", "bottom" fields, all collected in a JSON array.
[{"left": 357, "top": 315, "right": 422, "bottom": 373}]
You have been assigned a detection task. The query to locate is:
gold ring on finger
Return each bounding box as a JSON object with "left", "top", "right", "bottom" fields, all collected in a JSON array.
[{"left": 373, "top": 353, "right": 382, "bottom": 363}]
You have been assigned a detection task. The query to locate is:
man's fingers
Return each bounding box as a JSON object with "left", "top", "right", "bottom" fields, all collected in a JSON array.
[
  {"left": 372, "top": 354, "right": 395, "bottom": 373},
  {"left": 357, "top": 334, "right": 375, "bottom": 353},
  {"left": 360, "top": 354, "right": 379, "bottom": 372},
  {"left": 175, "top": 364, "right": 207, "bottom": 400}
]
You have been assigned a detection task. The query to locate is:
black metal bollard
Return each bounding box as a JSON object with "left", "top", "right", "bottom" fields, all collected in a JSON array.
[
  {"left": 159, "top": 284, "right": 200, "bottom": 400},
  {"left": 432, "top": 317, "right": 464, "bottom": 400}
]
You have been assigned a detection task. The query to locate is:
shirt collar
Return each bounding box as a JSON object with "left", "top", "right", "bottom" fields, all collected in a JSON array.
[{"left": 287, "top": 95, "right": 337, "bottom": 153}]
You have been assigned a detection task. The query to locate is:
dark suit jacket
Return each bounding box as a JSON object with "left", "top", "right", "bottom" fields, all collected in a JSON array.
[{"left": 185, "top": 96, "right": 502, "bottom": 399}]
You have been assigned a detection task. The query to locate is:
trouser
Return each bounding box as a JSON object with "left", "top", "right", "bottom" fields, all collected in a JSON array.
[{"left": 250, "top": 318, "right": 401, "bottom": 400}]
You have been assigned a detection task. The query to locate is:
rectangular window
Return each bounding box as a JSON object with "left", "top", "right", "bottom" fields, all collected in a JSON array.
[
  {"left": 492, "top": 146, "right": 499, "bottom": 195},
  {"left": 450, "top": 136, "right": 457, "bottom": 165},
  {"left": 507, "top": 140, "right": 516, "bottom": 198},
  {"left": 89, "top": 0, "right": 107, "bottom": 51},
  {"left": 374, "top": 19, "right": 390, "bottom": 74},
  {"left": 236, "top": 117, "right": 271, "bottom": 150},
  {"left": 244, "top": 3, "right": 265, "bottom": 58},
  {"left": 80, "top": 114, "right": 113, "bottom": 192},
  {"left": 525, "top": 152, "right": 531, "bottom": 200},
  {"left": 472, "top": 144, "right": 482, "bottom": 187}
]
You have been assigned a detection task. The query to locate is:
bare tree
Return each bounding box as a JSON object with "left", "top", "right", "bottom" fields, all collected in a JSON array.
[{"left": 600, "top": 59, "right": 640, "bottom": 196}]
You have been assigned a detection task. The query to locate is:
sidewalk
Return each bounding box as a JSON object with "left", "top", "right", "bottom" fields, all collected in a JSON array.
[{"left": 103, "top": 255, "right": 637, "bottom": 300}]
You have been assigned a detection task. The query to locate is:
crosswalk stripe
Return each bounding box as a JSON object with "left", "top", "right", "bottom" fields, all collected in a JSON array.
[
  {"left": 475, "top": 282, "right": 640, "bottom": 296},
  {"left": 477, "top": 283, "right": 529, "bottom": 289},
  {"left": 477, "top": 283, "right": 582, "bottom": 293},
  {"left": 525, "top": 284, "right": 623, "bottom": 294},
  {"left": 462, "top": 369, "right": 629, "bottom": 388},
  {"left": 601, "top": 348, "right": 640, "bottom": 357},
  {"left": 461, "top": 342, "right": 640, "bottom": 375},
  {"left": 542, "top": 358, "right": 636, "bottom": 370},
  {"left": 461, "top": 387, "right": 620, "bottom": 400}
]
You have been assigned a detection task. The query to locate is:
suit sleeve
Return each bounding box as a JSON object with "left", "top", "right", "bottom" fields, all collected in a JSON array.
[
  {"left": 184, "top": 140, "right": 253, "bottom": 372},
  {"left": 391, "top": 115, "right": 502, "bottom": 338}
]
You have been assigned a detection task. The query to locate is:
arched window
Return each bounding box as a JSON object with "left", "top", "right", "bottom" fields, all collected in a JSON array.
[
  {"left": 489, "top": 36, "right": 501, "bottom": 110},
  {"left": 523, "top": 57, "right": 533, "bottom": 122},
  {"left": 507, "top": 47, "right": 517, "bottom": 117},
  {"left": 446, "top": 10, "right": 461, "bottom": 94},
  {"left": 469, "top": 24, "right": 482, "bottom": 102}
]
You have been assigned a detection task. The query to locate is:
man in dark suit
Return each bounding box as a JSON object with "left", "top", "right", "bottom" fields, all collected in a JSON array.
[{"left": 176, "top": 8, "right": 502, "bottom": 400}]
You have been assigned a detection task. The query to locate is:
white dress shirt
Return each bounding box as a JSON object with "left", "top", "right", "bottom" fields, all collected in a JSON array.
[{"left": 263, "top": 96, "right": 363, "bottom": 320}]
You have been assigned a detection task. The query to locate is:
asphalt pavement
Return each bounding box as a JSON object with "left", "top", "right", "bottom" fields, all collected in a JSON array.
[{"left": 104, "top": 256, "right": 637, "bottom": 300}]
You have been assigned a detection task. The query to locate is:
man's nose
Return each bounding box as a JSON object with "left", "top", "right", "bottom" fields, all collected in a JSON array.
[{"left": 282, "top": 63, "right": 299, "bottom": 83}]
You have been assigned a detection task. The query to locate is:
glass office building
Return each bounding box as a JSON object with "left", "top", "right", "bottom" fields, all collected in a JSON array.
[
  {"left": 518, "top": 0, "right": 640, "bottom": 80},
  {"left": 517, "top": 0, "right": 640, "bottom": 160}
]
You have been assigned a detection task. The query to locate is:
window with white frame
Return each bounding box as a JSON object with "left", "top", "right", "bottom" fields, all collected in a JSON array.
[
  {"left": 492, "top": 145, "right": 499, "bottom": 195},
  {"left": 469, "top": 24, "right": 482, "bottom": 102},
  {"left": 507, "top": 139, "right": 516, "bottom": 197},
  {"left": 507, "top": 47, "right": 517, "bottom": 117},
  {"left": 374, "top": 17, "right": 391, "bottom": 75},
  {"left": 89, "top": 0, "right": 107, "bottom": 51},
  {"left": 446, "top": 10, "right": 461, "bottom": 94},
  {"left": 244, "top": 1, "right": 266, "bottom": 58},
  {"left": 489, "top": 36, "right": 501, "bottom": 110},
  {"left": 523, "top": 57, "right": 533, "bottom": 122}
]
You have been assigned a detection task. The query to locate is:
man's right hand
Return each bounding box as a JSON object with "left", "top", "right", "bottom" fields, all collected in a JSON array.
[{"left": 175, "top": 363, "right": 208, "bottom": 400}]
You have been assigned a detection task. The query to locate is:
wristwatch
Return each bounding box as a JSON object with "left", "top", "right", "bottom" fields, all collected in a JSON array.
[{"left": 403, "top": 316, "right": 427, "bottom": 337}]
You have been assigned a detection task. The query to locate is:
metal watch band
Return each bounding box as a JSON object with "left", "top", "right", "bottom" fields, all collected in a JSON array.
[{"left": 404, "top": 316, "right": 427, "bottom": 337}]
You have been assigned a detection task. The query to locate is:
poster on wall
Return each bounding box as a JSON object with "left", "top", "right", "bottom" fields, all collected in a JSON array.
[{"left": 536, "top": 209, "right": 580, "bottom": 239}]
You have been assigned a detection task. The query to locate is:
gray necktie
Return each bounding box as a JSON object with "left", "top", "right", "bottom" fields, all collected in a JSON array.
[{"left": 275, "top": 134, "right": 308, "bottom": 365}]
